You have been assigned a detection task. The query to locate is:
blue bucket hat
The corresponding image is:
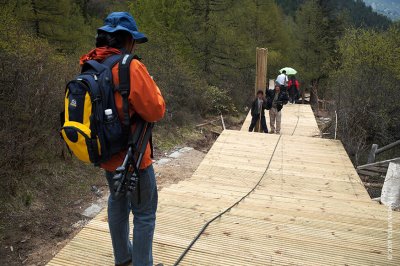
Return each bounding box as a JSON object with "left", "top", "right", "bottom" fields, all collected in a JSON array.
[{"left": 98, "top": 12, "right": 148, "bottom": 44}]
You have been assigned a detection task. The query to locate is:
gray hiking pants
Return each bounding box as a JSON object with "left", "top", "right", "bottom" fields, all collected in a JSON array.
[{"left": 269, "top": 107, "right": 281, "bottom": 133}]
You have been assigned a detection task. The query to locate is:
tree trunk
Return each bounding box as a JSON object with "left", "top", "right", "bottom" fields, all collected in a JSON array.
[
  {"left": 310, "top": 79, "right": 319, "bottom": 110},
  {"left": 31, "top": 0, "right": 40, "bottom": 37}
]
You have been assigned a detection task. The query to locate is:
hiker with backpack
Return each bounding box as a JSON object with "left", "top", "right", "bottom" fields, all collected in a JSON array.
[
  {"left": 248, "top": 90, "right": 269, "bottom": 133},
  {"left": 287, "top": 76, "right": 300, "bottom": 104},
  {"left": 61, "top": 12, "right": 165, "bottom": 266},
  {"left": 266, "top": 85, "right": 289, "bottom": 134}
]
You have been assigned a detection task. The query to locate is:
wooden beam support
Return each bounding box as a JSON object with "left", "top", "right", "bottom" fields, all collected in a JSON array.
[
  {"left": 254, "top": 48, "right": 268, "bottom": 133},
  {"left": 255, "top": 47, "right": 268, "bottom": 96}
]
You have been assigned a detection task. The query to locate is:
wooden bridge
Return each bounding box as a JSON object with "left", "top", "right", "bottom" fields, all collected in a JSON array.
[{"left": 48, "top": 104, "right": 399, "bottom": 265}]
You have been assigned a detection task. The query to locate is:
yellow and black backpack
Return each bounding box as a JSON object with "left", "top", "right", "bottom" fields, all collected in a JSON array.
[{"left": 60, "top": 54, "right": 134, "bottom": 165}]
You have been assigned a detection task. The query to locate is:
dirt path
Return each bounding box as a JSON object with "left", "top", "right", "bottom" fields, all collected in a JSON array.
[
  {"left": 155, "top": 148, "right": 206, "bottom": 190},
  {"left": 1, "top": 147, "right": 205, "bottom": 266}
]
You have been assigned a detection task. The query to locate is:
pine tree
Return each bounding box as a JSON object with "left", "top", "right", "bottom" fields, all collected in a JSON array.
[
  {"left": 11, "top": 0, "right": 92, "bottom": 54},
  {"left": 294, "top": 0, "right": 330, "bottom": 82}
]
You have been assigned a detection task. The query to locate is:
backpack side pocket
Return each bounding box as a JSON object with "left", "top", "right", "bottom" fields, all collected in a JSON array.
[{"left": 60, "top": 121, "right": 101, "bottom": 163}]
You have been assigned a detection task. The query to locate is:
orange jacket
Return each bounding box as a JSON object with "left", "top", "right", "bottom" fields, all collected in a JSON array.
[{"left": 80, "top": 47, "right": 165, "bottom": 171}]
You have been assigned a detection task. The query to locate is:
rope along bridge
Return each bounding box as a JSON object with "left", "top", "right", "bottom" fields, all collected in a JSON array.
[{"left": 48, "top": 104, "right": 399, "bottom": 265}]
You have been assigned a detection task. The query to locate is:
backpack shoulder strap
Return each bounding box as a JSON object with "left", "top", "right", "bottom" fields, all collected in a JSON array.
[
  {"left": 81, "top": 60, "right": 106, "bottom": 73},
  {"left": 102, "top": 54, "right": 124, "bottom": 69},
  {"left": 117, "top": 54, "right": 135, "bottom": 128}
]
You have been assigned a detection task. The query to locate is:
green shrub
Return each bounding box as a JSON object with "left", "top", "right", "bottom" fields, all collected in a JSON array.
[
  {"left": 202, "top": 86, "right": 238, "bottom": 115},
  {"left": 0, "top": 6, "right": 77, "bottom": 207},
  {"left": 326, "top": 27, "right": 400, "bottom": 164}
]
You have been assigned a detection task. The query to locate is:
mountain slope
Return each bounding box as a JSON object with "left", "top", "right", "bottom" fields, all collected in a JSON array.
[
  {"left": 363, "top": 0, "right": 400, "bottom": 20},
  {"left": 276, "top": 0, "right": 392, "bottom": 28}
]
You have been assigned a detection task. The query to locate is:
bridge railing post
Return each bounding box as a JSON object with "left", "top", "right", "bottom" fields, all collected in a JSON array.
[
  {"left": 367, "top": 144, "right": 378, "bottom": 164},
  {"left": 367, "top": 139, "right": 400, "bottom": 164}
]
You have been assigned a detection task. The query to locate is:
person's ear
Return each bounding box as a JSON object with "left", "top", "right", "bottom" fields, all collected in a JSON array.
[
  {"left": 126, "top": 37, "right": 136, "bottom": 53},
  {"left": 130, "top": 40, "right": 137, "bottom": 53}
]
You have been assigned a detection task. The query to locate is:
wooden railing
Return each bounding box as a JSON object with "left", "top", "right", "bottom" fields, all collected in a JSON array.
[{"left": 367, "top": 139, "right": 400, "bottom": 163}]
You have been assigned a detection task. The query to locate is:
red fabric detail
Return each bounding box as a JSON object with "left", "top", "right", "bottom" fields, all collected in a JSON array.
[{"left": 79, "top": 47, "right": 121, "bottom": 66}]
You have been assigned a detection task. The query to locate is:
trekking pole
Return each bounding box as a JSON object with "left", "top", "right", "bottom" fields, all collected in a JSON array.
[
  {"left": 113, "top": 119, "right": 146, "bottom": 199},
  {"left": 126, "top": 121, "right": 153, "bottom": 203},
  {"left": 112, "top": 118, "right": 154, "bottom": 201},
  {"left": 113, "top": 147, "right": 133, "bottom": 199}
]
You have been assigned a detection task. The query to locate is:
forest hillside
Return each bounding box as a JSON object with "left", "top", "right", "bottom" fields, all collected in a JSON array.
[{"left": 1, "top": 1, "right": 400, "bottom": 265}]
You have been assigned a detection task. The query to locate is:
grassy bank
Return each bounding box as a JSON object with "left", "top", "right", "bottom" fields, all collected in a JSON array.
[{"left": 0, "top": 113, "right": 244, "bottom": 265}]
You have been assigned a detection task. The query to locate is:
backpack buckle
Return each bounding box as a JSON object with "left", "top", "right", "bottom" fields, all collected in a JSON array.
[
  {"left": 92, "top": 96, "right": 101, "bottom": 103},
  {"left": 119, "top": 88, "right": 129, "bottom": 97}
]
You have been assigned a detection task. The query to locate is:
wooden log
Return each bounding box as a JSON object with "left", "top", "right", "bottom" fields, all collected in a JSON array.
[
  {"left": 255, "top": 48, "right": 268, "bottom": 96},
  {"left": 195, "top": 119, "right": 219, "bottom": 128},
  {"left": 376, "top": 139, "right": 400, "bottom": 155},
  {"left": 357, "top": 157, "right": 400, "bottom": 170},
  {"left": 363, "top": 166, "right": 388, "bottom": 173},
  {"left": 363, "top": 182, "right": 383, "bottom": 188},
  {"left": 357, "top": 169, "right": 383, "bottom": 177},
  {"left": 254, "top": 48, "right": 268, "bottom": 133}
]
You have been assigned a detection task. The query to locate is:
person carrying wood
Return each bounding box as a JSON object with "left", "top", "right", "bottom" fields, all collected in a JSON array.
[
  {"left": 267, "top": 85, "right": 289, "bottom": 134},
  {"left": 249, "top": 90, "right": 269, "bottom": 133}
]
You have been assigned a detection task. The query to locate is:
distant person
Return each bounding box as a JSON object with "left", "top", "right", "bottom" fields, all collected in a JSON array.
[
  {"left": 249, "top": 90, "right": 269, "bottom": 133},
  {"left": 267, "top": 85, "right": 289, "bottom": 134},
  {"left": 287, "top": 76, "right": 300, "bottom": 104},
  {"left": 276, "top": 70, "right": 288, "bottom": 92}
]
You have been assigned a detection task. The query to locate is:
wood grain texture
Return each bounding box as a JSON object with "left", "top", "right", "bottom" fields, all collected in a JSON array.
[{"left": 48, "top": 105, "right": 399, "bottom": 266}]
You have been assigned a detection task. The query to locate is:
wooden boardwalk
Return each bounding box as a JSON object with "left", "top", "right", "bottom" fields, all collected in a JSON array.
[
  {"left": 48, "top": 105, "right": 399, "bottom": 266},
  {"left": 241, "top": 104, "right": 320, "bottom": 137}
]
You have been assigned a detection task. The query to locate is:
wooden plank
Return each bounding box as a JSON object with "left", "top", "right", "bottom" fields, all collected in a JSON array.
[
  {"left": 357, "top": 169, "right": 383, "bottom": 177},
  {"left": 47, "top": 106, "right": 400, "bottom": 266}
]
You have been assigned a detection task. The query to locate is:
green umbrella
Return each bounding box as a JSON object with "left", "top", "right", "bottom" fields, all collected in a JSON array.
[{"left": 280, "top": 67, "right": 297, "bottom": 75}]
